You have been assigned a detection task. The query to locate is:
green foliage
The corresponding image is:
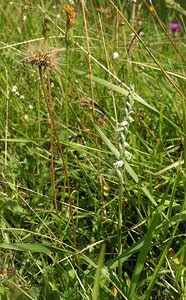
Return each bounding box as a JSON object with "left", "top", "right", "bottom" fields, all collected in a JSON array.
[{"left": 0, "top": 1, "right": 185, "bottom": 299}]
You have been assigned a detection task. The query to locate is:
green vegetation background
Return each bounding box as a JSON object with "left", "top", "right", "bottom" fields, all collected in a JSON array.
[{"left": 0, "top": 1, "right": 185, "bottom": 299}]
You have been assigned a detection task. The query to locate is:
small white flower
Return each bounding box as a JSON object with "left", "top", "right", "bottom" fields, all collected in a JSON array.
[
  {"left": 69, "top": 0, "right": 75, "bottom": 4},
  {"left": 128, "top": 116, "right": 134, "bottom": 123},
  {"left": 120, "top": 120, "right": 129, "bottom": 127},
  {"left": 115, "top": 127, "right": 124, "bottom": 132},
  {"left": 125, "top": 151, "right": 133, "bottom": 160},
  {"left": 12, "top": 85, "right": 17, "bottom": 93},
  {"left": 56, "top": 14, "right": 61, "bottom": 19},
  {"left": 29, "top": 104, "right": 33, "bottom": 109},
  {"left": 22, "top": 15, "right": 27, "bottom": 22},
  {"left": 113, "top": 160, "right": 124, "bottom": 168},
  {"left": 51, "top": 82, "right": 54, "bottom": 88},
  {"left": 115, "top": 121, "right": 128, "bottom": 132},
  {"left": 23, "top": 114, "right": 28, "bottom": 120},
  {"left": 20, "top": 95, "right": 25, "bottom": 99},
  {"left": 124, "top": 142, "right": 129, "bottom": 148},
  {"left": 15, "top": 91, "right": 20, "bottom": 96},
  {"left": 112, "top": 51, "right": 119, "bottom": 60}
]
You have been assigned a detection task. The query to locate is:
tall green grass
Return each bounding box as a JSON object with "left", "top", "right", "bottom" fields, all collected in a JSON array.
[{"left": 0, "top": 1, "right": 186, "bottom": 299}]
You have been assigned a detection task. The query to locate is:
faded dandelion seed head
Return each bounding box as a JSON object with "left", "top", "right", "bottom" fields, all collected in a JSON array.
[{"left": 22, "top": 45, "right": 60, "bottom": 69}]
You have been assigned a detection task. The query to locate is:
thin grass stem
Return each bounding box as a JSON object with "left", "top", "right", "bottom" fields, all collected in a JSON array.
[
  {"left": 5, "top": 68, "right": 9, "bottom": 168},
  {"left": 65, "top": 45, "right": 69, "bottom": 146},
  {"left": 46, "top": 66, "right": 58, "bottom": 213},
  {"left": 82, "top": 0, "right": 103, "bottom": 191},
  {"left": 38, "top": 65, "right": 76, "bottom": 251}
]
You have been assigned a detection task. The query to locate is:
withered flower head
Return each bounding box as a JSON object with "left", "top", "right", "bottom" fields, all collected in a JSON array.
[
  {"left": 64, "top": 5, "right": 75, "bottom": 27},
  {"left": 22, "top": 45, "right": 60, "bottom": 69}
]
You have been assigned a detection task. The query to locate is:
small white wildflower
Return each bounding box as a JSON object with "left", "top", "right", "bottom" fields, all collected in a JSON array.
[
  {"left": 124, "top": 142, "right": 130, "bottom": 148},
  {"left": 12, "top": 85, "right": 17, "bottom": 93},
  {"left": 69, "top": 0, "right": 75, "bottom": 4},
  {"left": 23, "top": 114, "right": 28, "bottom": 120},
  {"left": 115, "top": 127, "right": 124, "bottom": 132},
  {"left": 115, "top": 121, "right": 129, "bottom": 132},
  {"left": 120, "top": 120, "right": 129, "bottom": 127},
  {"left": 113, "top": 160, "right": 124, "bottom": 168},
  {"left": 20, "top": 95, "right": 25, "bottom": 99},
  {"left": 15, "top": 91, "right": 19, "bottom": 96},
  {"left": 29, "top": 104, "right": 33, "bottom": 109},
  {"left": 56, "top": 14, "right": 61, "bottom": 19},
  {"left": 112, "top": 51, "right": 119, "bottom": 60},
  {"left": 128, "top": 116, "right": 134, "bottom": 123},
  {"left": 51, "top": 82, "right": 54, "bottom": 88},
  {"left": 125, "top": 151, "right": 133, "bottom": 160}
]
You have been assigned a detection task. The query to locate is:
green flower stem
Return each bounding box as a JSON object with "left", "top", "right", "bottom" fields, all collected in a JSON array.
[{"left": 117, "top": 167, "right": 124, "bottom": 278}]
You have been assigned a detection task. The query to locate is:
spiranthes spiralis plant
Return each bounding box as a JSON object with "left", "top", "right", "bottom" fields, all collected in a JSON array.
[
  {"left": 113, "top": 86, "right": 134, "bottom": 278},
  {"left": 93, "top": 86, "right": 134, "bottom": 285},
  {"left": 22, "top": 14, "right": 77, "bottom": 251}
]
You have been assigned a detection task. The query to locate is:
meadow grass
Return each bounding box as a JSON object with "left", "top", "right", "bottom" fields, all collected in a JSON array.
[{"left": 0, "top": 1, "right": 186, "bottom": 299}]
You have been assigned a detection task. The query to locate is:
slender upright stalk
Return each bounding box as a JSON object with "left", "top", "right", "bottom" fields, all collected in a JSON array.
[
  {"left": 5, "top": 68, "right": 9, "bottom": 168},
  {"left": 82, "top": 0, "right": 103, "bottom": 191},
  {"left": 39, "top": 65, "right": 76, "bottom": 251},
  {"left": 42, "top": 14, "right": 57, "bottom": 212},
  {"left": 131, "top": 0, "right": 137, "bottom": 26},
  {"left": 65, "top": 45, "right": 69, "bottom": 147},
  {"left": 117, "top": 168, "right": 124, "bottom": 277},
  {"left": 81, "top": 0, "right": 95, "bottom": 118},
  {"left": 46, "top": 66, "right": 57, "bottom": 213},
  {"left": 114, "top": 87, "right": 134, "bottom": 278}
]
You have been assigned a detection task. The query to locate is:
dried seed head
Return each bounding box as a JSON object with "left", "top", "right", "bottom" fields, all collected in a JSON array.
[{"left": 22, "top": 45, "right": 60, "bottom": 69}]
